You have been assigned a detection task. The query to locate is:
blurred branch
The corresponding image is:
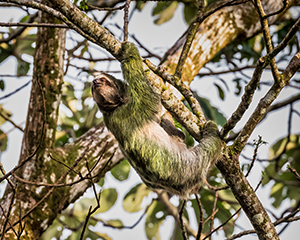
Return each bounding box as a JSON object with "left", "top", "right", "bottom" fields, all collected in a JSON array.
[
  {"left": 253, "top": 0, "right": 280, "bottom": 82},
  {"left": 0, "top": 12, "right": 38, "bottom": 43},
  {"left": 155, "top": 190, "right": 197, "bottom": 237},
  {"left": 288, "top": 166, "right": 300, "bottom": 181},
  {"left": 0, "top": 111, "right": 23, "bottom": 132},
  {"left": 175, "top": 0, "right": 250, "bottom": 78},
  {"left": 228, "top": 208, "right": 300, "bottom": 240},
  {"left": 0, "top": 22, "right": 68, "bottom": 28}
]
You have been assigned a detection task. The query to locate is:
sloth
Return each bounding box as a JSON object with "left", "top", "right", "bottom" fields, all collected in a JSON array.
[{"left": 92, "top": 42, "right": 222, "bottom": 199}]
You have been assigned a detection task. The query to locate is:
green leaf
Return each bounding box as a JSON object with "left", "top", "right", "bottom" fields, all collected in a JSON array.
[
  {"left": 0, "top": 45, "right": 13, "bottom": 64},
  {"left": 190, "top": 188, "right": 238, "bottom": 237},
  {"left": 73, "top": 198, "right": 95, "bottom": 219},
  {"left": 98, "top": 177, "right": 105, "bottom": 187},
  {"left": 79, "top": 0, "right": 88, "bottom": 10},
  {"left": 170, "top": 223, "right": 185, "bottom": 240},
  {"left": 73, "top": 188, "right": 117, "bottom": 217},
  {"left": 214, "top": 83, "right": 225, "bottom": 100},
  {"left": 145, "top": 200, "right": 168, "bottom": 240},
  {"left": 152, "top": 2, "right": 171, "bottom": 15},
  {"left": 59, "top": 114, "right": 79, "bottom": 128},
  {"left": 81, "top": 81, "right": 92, "bottom": 101},
  {"left": 194, "top": 95, "right": 227, "bottom": 126},
  {"left": 91, "top": 232, "right": 113, "bottom": 240},
  {"left": 153, "top": 2, "right": 178, "bottom": 25},
  {"left": 15, "top": 33, "right": 36, "bottom": 56},
  {"left": 135, "top": 1, "right": 146, "bottom": 11},
  {"left": 262, "top": 134, "right": 300, "bottom": 208},
  {"left": 269, "top": 135, "right": 300, "bottom": 159},
  {"left": 105, "top": 219, "right": 124, "bottom": 228},
  {"left": 0, "top": 106, "right": 12, "bottom": 125},
  {"left": 62, "top": 82, "right": 77, "bottom": 103},
  {"left": 40, "top": 219, "right": 63, "bottom": 240},
  {"left": 19, "top": 15, "right": 30, "bottom": 23},
  {"left": 97, "top": 188, "right": 118, "bottom": 213},
  {"left": 0, "top": 130, "right": 8, "bottom": 152},
  {"left": 270, "top": 183, "right": 284, "bottom": 208},
  {"left": 0, "top": 80, "right": 5, "bottom": 91},
  {"left": 111, "top": 160, "right": 131, "bottom": 181},
  {"left": 183, "top": 4, "right": 198, "bottom": 25},
  {"left": 123, "top": 183, "right": 151, "bottom": 212},
  {"left": 233, "top": 78, "right": 243, "bottom": 95},
  {"left": 17, "top": 59, "right": 30, "bottom": 76}
]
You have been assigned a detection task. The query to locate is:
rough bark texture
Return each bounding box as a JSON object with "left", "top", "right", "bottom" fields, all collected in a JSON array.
[
  {"left": 0, "top": 3, "right": 123, "bottom": 239},
  {"left": 160, "top": 0, "right": 287, "bottom": 83},
  {"left": 217, "top": 155, "right": 279, "bottom": 240},
  {"left": 0, "top": 0, "right": 296, "bottom": 239}
]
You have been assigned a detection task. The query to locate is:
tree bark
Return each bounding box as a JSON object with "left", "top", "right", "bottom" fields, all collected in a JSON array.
[{"left": 0, "top": 3, "right": 123, "bottom": 239}]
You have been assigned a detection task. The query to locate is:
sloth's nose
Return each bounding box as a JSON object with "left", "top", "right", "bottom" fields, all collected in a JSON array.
[
  {"left": 92, "top": 78, "right": 102, "bottom": 87},
  {"left": 92, "top": 78, "right": 99, "bottom": 84}
]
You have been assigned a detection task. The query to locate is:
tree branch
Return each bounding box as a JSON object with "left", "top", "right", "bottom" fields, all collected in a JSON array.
[{"left": 233, "top": 51, "right": 300, "bottom": 152}]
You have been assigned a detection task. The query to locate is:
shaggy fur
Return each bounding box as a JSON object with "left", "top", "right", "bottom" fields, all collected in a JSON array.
[{"left": 92, "top": 42, "right": 222, "bottom": 198}]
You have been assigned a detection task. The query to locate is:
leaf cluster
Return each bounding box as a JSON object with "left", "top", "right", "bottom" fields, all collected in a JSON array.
[{"left": 263, "top": 135, "right": 300, "bottom": 208}]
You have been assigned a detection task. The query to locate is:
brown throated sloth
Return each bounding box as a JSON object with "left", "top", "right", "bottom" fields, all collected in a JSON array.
[{"left": 92, "top": 42, "right": 222, "bottom": 198}]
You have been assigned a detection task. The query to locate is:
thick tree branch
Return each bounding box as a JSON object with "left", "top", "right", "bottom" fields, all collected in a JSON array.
[
  {"left": 253, "top": 0, "right": 280, "bottom": 82},
  {"left": 221, "top": 57, "right": 265, "bottom": 138}
]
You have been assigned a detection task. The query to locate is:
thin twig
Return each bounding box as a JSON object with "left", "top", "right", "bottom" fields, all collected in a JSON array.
[
  {"left": 288, "top": 166, "right": 300, "bottom": 181},
  {"left": 227, "top": 208, "right": 300, "bottom": 240},
  {"left": 204, "top": 179, "right": 229, "bottom": 191},
  {"left": 195, "top": 194, "right": 204, "bottom": 240},
  {"left": 10, "top": 145, "right": 114, "bottom": 188},
  {"left": 0, "top": 0, "right": 100, "bottom": 46},
  {"left": 204, "top": 208, "right": 241, "bottom": 240},
  {"left": 269, "top": 16, "right": 300, "bottom": 59},
  {"left": 263, "top": 0, "right": 288, "bottom": 19},
  {"left": 50, "top": 154, "right": 82, "bottom": 178},
  {"left": 179, "top": 200, "right": 188, "bottom": 240},
  {"left": 155, "top": 190, "right": 197, "bottom": 237},
  {"left": 0, "top": 22, "right": 68, "bottom": 28},
  {"left": 220, "top": 57, "right": 265, "bottom": 138},
  {"left": 209, "top": 191, "right": 218, "bottom": 240},
  {"left": 231, "top": 50, "right": 300, "bottom": 154},
  {"left": 208, "top": 178, "right": 261, "bottom": 240},
  {"left": 0, "top": 75, "right": 47, "bottom": 238},
  {"left": 0, "top": 204, "right": 18, "bottom": 238},
  {"left": 86, "top": 2, "right": 126, "bottom": 11},
  {"left": 3, "top": 140, "right": 94, "bottom": 234},
  {"left": 123, "top": 0, "right": 131, "bottom": 42},
  {"left": 0, "top": 12, "right": 38, "bottom": 43},
  {"left": 98, "top": 200, "right": 154, "bottom": 229},
  {"left": 0, "top": 111, "right": 23, "bottom": 132},
  {"left": 132, "top": 35, "right": 161, "bottom": 60},
  {"left": 79, "top": 205, "right": 93, "bottom": 240},
  {"left": 245, "top": 135, "right": 264, "bottom": 177},
  {"left": 80, "top": 158, "right": 102, "bottom": 240},
  {"left": 0, "top": 80, "right": 31, "bottom": 101},
  {"left": 252, "top": 0, "right": 280, "bottom": 82},
  {"left": 0, "top": 167, "right": 16, "bottom": 240}
]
